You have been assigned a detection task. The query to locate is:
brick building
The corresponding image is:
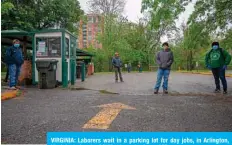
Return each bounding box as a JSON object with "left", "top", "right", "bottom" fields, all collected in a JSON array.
[{"left": 78, "top": 14, "right": 104, "bottom": 49}]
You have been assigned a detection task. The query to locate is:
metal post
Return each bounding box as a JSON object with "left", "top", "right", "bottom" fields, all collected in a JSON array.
[{"left": 81, "top": 62, "right": 85, "bottom": 82}]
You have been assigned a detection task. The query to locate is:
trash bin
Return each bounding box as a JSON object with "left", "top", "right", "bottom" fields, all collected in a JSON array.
[{"left": 36, "top": 59, "right": 58, "bottom": 89}]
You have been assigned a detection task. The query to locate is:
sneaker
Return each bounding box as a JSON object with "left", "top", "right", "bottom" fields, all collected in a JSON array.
[
  {"left": 223, "top": 91, "right": 227, "bottom": 94},
  {"left": 163, "top": 90, "right": 168, "bottom": 94},
  {"left": 9, "top": 86, "right": 17, "bottom": 90},
  {"left": 214, "top": 89, "right": 221, "bottom": 93},
  {"left": 115, "top": 80, "right": 118, "bottom": 83},
  {"left": 154, "top": 89, "right": 158, "bottom": 94},
  {"left": 120, "top": 80, "right": 124, "bottom": 82}
]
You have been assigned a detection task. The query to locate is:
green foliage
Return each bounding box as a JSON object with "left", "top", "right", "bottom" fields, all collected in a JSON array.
[
  {"left": 1, "top": 0, "right": 83, "bottom": 33},
  {"left": 141, "top": 0, "right": 187, "bottom": 30},
  {"left": 221, "top": 30, "right": 232, "bottom": 51},
  {"left": 188, "top": 0, "right": 232, "bottom": 32},
  {"left": 184, "top": 0, "right": 232, "bottom": 70},
  {"left": 89, "top": 0, "right": 232, "bottom": 72},
  {"left": 1, "top": 2, "right": 14, "bottom": 14}
]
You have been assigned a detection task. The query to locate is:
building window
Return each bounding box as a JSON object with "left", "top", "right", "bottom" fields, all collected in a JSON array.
[
  {"left": 36, "top": 37, "right": 61, "bottom": 57},
  {"left": 82, "top": 24, "right": 87, "bottom": 28},
  {"left": 88, "top": 35, "right": 92, "bottom": 40},
  {"left": 93, "top": 17, "right": 96, "bottom": 23},
  {"left": 88, "top": 17, "right": 93, "bottom": 23},
  {"left": 83, "top": 42, "right": 87, "bottom": 48}
]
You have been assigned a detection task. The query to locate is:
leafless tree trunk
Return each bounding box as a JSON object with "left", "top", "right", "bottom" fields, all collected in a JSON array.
[{"left": 87, "top": 0, "right": 126, "bottom": 15}]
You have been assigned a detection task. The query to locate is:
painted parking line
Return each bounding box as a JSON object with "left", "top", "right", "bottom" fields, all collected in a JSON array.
[{"left": 83, "top": 103, "right": 136, "bottom": 130}]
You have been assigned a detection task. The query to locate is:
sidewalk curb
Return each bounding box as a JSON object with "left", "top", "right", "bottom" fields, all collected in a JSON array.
[
  {"left": 178, "top": 71, "right": 232, "bottom": 77},
  {"left": 1, "top": 89, "right": 22, "bottom": 101}
]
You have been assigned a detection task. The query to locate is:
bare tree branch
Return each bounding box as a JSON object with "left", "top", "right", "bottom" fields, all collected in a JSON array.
[{"left": 87, "top": 0, "right": 126, "bottom": 15}]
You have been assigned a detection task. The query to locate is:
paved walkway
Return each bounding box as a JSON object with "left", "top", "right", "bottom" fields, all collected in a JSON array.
[
  {"left": 1, "top": 72, "right": 232, "bottom": 143},
  {"left": 76, "top": 72, "right": 232, "bottom": 96}
]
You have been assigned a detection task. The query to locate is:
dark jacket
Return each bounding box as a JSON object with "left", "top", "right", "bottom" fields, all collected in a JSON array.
[
  {"left": 156, "top": 48, "right": 174, "bottom": 69},
  {"left": 112, "top": 57, "right": 122, "bottom": 68},
  {"left": 5, "top": 46, "right": 24, "bottom": 65}
]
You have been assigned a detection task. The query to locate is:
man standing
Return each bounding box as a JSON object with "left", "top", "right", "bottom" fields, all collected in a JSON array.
[
  {"left": 154, "top": 42, "right": 174, "bottom": 94},
  {"left": 205, "top": 42, "right": 231, "bottom": 94},
  {"left": 112, "top": 52, "right": 124, "bottom": 82},
  {"left": 127, "top": 62, "right": 132, "bottom": 73},
  {"left": 137, "top": 62, "right": 142, "bottom": 73},
  {"left": 5, "top": 39, "right": 24, "bottom": 89}
]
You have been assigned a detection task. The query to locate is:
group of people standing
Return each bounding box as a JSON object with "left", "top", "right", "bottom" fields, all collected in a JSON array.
[
  {"left": 112, "top": 42, "right": 231, "bottom": 94},
  {"left": 3, "top": 39, "right": 231, "bottom": 95}
]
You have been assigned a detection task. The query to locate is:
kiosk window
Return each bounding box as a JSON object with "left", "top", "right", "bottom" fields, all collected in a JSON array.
[
  {"left": 70, "top": 41, "right": 75, "bottom": 57},
  {"left": 36, "top": 37, "right": 61, "bottom": 57}
]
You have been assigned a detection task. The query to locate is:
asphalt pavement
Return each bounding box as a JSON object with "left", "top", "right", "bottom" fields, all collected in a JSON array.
[{"left": 1, "top": 72, "right": 232, "bottom": 144}]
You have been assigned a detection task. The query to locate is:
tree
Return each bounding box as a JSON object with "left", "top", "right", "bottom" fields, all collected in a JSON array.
[
  {"left": 1, "top": 0, "right": 84, "bottom": 33},
  {"left": 182, "top": 22, "right": 210, "bottom": 70},
  {"left": 188, "top": 0, "right": 232, "bottom": 33},
  {"left": 87, "top": 0, "right": 126, "bottom": 15},
  {"left": 220, "top": 29, "right": 232, "bottom": 55},
  {"left": 141, "top": 0, "right": 188, "bottom": 66},
  {"left": 87, "top": 0, "right": 127, "bottom": 71}
]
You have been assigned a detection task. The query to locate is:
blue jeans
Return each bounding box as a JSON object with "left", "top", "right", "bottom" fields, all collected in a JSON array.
[
  {"left": 8, "top": 64, "right": 21, "bottom": 87},
  {"left": 154, "top": 68, "right": 170, "bottom": 90}
]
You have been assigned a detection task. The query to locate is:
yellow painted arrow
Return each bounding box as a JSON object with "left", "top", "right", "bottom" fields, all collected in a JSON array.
[{"left": 83, "top": 102, "right": 136, "bottom": 130}]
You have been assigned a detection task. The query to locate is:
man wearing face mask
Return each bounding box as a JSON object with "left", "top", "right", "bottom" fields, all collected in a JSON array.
[
  {"left": 205, "top": 42, "right": 231, "bottom": 94},
  {"left": 5, "top": 39, "right": 24, "bottom": 89}
]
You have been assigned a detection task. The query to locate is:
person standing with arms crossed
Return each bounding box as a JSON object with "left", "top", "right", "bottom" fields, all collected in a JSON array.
[
  {"left": 205, "top": 42, "right": 231, "bottom": 94},
  {"left": 5, "top": 39, "right": 24, "bottom": 89},
  {"left": 154, "top": 42, "right": 174, "bottom": 94},
  {"left": 112, "top": 52, "right": 124, "bottom": 82}
]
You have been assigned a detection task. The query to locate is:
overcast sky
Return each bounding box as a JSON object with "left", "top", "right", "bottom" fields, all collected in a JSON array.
[{"left": 78, "top": 0, "right": 195, "bottom": 42}]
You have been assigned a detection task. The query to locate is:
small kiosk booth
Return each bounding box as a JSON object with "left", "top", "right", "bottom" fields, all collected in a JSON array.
[
  {"left": 1, "top": 29, "right": 93, "bottom": 88},
  {"left": 33, "top": 29, "right": 77, "bottom": 87}
]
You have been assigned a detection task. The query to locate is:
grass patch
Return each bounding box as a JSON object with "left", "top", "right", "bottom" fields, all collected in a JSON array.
[
  {"left": 16, "top": 90, "right": 22, "bottom": 96},
  {"left": 70, "top": 87, "right": 90, "bottom": 91},
  {"left": 95, "top": 72, "right": 114, "bottom": 74},
  {"left": 176, "top": 70, "right": 211, "bottom": 73},
  {"left": 99, "top": 90, "right": 119, "bottom": 94},
  {"left": 95, "top": 71, "right": 150, "bottom": 74}
]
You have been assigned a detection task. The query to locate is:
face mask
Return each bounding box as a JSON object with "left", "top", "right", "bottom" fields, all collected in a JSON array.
[
  {"left": 14, "top": 44, "right": 20, "bottom": 48},
  {"left": 212, "top": 45, "right": 218, "bottom": 50}
]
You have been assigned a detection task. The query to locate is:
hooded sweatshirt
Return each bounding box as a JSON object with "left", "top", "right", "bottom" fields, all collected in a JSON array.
[
  {"left": 205, "top": 48, "right": 231, "bottom": 68},
  {"left": 156, "top": 48, "right": 174, "bottom": 70}
]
